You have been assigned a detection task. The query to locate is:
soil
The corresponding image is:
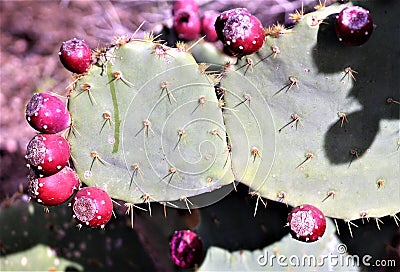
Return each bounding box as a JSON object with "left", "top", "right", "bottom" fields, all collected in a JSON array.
[{"left": 0, "top": 0, "right": 325, "bottom": 200}]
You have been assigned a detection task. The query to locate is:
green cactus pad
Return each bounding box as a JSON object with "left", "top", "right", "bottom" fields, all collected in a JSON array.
[
  {"left": 219, "top": 2, "right": 400, "bottom": 220},
  {"left": 68, "top": 40, "right": 234, "bottom": 205},
  {"left": 0, "top": 244, "right": 83, "bottom": 271}
]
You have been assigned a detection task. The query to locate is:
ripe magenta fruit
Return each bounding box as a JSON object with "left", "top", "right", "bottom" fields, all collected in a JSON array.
[
  {"left": 201, "top": 11, "right": 219, "bottom": 42},
  {"left": 72, "top": 186, "right": 113, "bottom": 228},
  {"left": 169, "top": 230, "right": 204, "bottom": 268},
  {"left": 26, "top": 92, "right": 70, "bottom": 133},
  {"left": 28, "top": 166, "right": 80, "bottom": 206},
  {"left": 215, "top": 8, "right": 265, "bottom": 57},
  {"left": 172, "top": 0, "right": 199, "bottom": 15},
  {"left": 287, "top": 204, "right": 326, "bottom": 242},
  {"left": 334, "top": 6, "right": 373, "bottom": 46},
  {"left": 25, "top": 133, "right": 70, "bottom": 177},
  {"left": 59, "top": 38, "right": 91, "bottom": 74},
  {"left": 173, "top": 9, "right": 201, "bottom": 41}
]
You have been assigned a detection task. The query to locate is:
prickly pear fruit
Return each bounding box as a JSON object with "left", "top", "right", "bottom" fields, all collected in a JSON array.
[
  {"left": 59, "top": 38, "right": 91, "bottom": 74},
  {"left": 172, "top": 0, "right": 199, "bottom": 15},
  {"left": 335, "top": 6, "right": 373, "bottom": 46},
  {"left": 287, "top": 204, "right": 326, "bottom": 243},
  {"left": 201, "top": 11, "right": 219, "bottom": 42},
  {"left": 25, "top": 92, "right": 70, "bottom": 133},
  {"left": 169, "top": 230, "right": 204, "bottom": 268},
  {"left": 28, "top": 166, "right": 80, "bottom": 206},
  {"left": 25, "top": 134, "right": 70, "bottom": 177},
  {"left": 214, "top": 8, "right": 250, "bottom": 42},
  {"left": 173, "top": 9, "right": 201, "bottom": 41},
  {"left": 72, "top": 186, "right": 113, "bottom": 228},
  {"left": 215, "top": 8, "right": 264, "bottom": 57}
]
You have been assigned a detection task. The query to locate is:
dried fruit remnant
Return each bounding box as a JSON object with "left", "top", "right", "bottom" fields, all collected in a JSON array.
[{"left": 169, "top": 230, "right": 204, "bottom": 268}]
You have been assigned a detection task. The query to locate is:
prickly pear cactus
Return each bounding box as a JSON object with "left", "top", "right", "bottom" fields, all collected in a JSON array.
[
  {"left": 68, "top": 39, "right": 234, "bottom": 206},
  {"left": 218, "top": 1, "right": 400, "bottom": 220},
  {"left": 68, "top": 1, "right": 399, "bottom": 220}
]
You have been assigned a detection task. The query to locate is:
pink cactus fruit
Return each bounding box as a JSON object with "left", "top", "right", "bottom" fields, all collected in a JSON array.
[
  {"left": 201, "top": 11, "right": 219, "bottom": 42},
  {"left": 25, "top": 133, "right": 70, "bottom": 177},
  {"left": 287, "top": 204, "right": 327, "bottom": 243},
  {"left": 59, "top": 38, "right": 91, "bottom": 74},
  {"left": 28, "top": 166, "right": 80, "bottom": 206},
  {"left": 26, "top": 92, "right": 70, "bottom": 133},
  {"left": 72, "top": 187, "right": 113, "bottom": 228},
  {"left": 173, "top": 9, "right": 201, "bottom": 41}
]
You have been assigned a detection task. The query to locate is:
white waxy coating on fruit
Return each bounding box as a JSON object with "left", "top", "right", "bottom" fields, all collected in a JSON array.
[
  {"left": 25, "top": 137, "right": 46, "bottom": 166},
  {"left": 26, "top": 94, "right": 43, "bottom": 117},
  {"left": 340, "top": 6, "right": 370, "bottom": 30},
  {"left": 29, "top": 178, "right": 40, "bottom": 197},
  {"left": 223, "top": 14, "right": 253, "bottom": 42},
  {"left": 73, "top": 196, "right": 96, "bottom": 222},
  {"left": 290, "top": 210, "right": 315, "bottom": 236}
]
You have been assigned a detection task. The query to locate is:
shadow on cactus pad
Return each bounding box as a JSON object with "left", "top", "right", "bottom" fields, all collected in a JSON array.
[
  {"left": 313, "top": 1, "right": 400, "bottom": 164},
  {"left": 197, "top": 184, "right": 291, "bottom": 251}
]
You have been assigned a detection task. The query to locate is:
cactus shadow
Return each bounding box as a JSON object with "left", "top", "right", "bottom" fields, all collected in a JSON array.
[
  {"left": 312, "top": 6, "right": 400, "bottom": 164},
  {"left": 197, "top": 183, "right": 290, "bottom": 252}
]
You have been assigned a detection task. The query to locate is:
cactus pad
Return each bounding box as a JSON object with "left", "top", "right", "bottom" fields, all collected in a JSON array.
[
  {"left": 68, "top": 40, "right": 234, "bottom": 206},
  {"left": 219, "top": 2, "right": 400, "bottom": 220}
]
